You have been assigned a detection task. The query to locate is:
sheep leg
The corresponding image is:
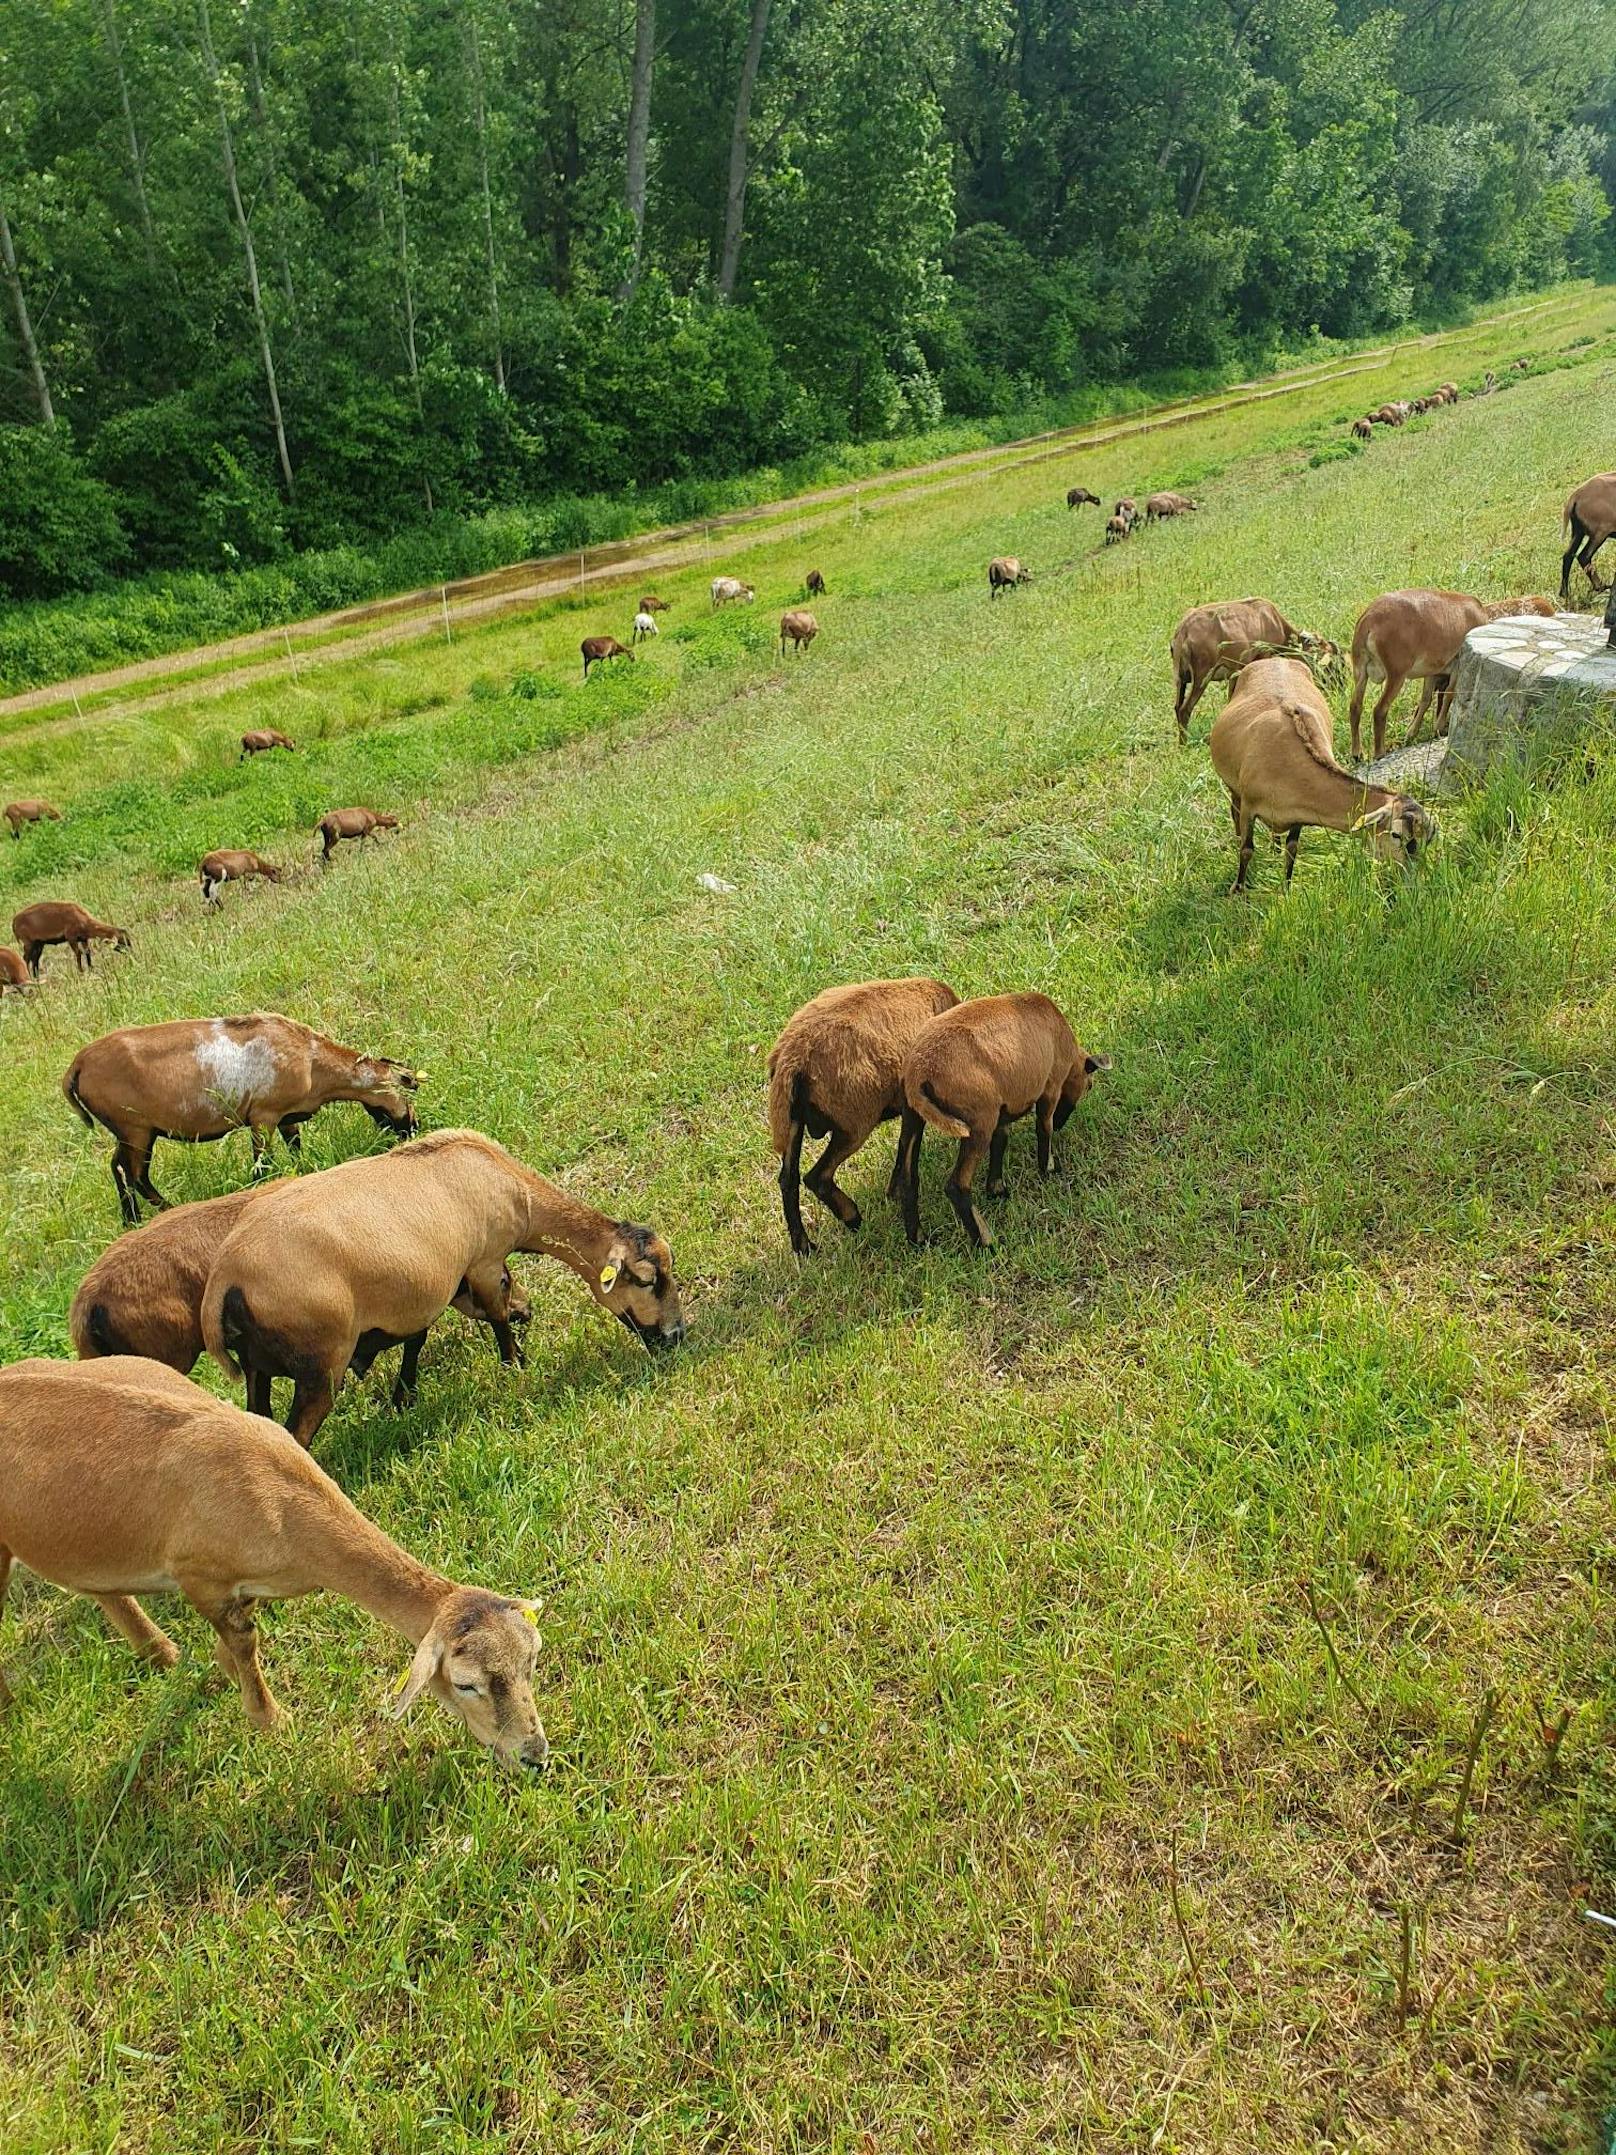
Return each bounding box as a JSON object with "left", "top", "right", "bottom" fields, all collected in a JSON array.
[
  {"left": 1283, "top": 826, "right": 1303, "bottom": 886},
  {"left": 127, "top": 1136, "right": 168, "bottom": 1214},
  {"left": 187, "top": 1588, "right": 280, "bottom": 1728},
  {"left": 277, "top": 1115, "right": 305, "bottom": 1156},
  {"left": 463, "top": 1267, "right": 524, "bottom": 1364},
  {"left": 1035, "top": 1100, "right": 1057, "bottom": 1179},
  {"left": 897, "top": 1108, "right": 927, "bottom": 1245},
  {"left": 1433, "top": 671, "right": 1458, "bottom": 735},
  {"left": 246, "top": 1367, "right": 274, "bottom": 1419},
  {"left": 22, "top": 941, "right": 41, "bottom": 979},
  {"left": 804, "top": 1127, "right": 864, "bottom": 1233},
  {"left": 1371, "top": 673, "right": 1402, "bottom": 761},
  {"left": 91, "top": 1593, "right": 180, "bottom": 1669},
  {"left": 74, "top": 941, "right": 92, "bottom": 973},
  {"left": 286, "top": 1368, "right": 337, "bottom": 1448},
  {"left": 1175, "top": 670, "right": 1206, "bottom": 745},
  {"left": 1232, "top": 805, "right": 1258, "bottom": 894},
  {"left": 778, "top": 1108, "right": 813, "bottom": 1257},
  {"left": 1582, "top": 533, "right": 1610, "bottom": 591},
  {"left": 391, "top": 1330, "right": 428, "bottom": 1409},
  {"left": 986, "top": 1112, "right": 1013, "bottom": 1196},
  {"left": 1404, "top": 677, "right": 1437, "bottom": 744},
  {"left": 945, "top": 1132, "right": 994, "bottom": 1250},
  {"left": 1347, "top": 667, "right": 1368, "bottom": 762}
]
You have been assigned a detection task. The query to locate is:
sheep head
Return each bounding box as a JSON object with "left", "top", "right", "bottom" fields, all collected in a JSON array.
[
  {"left": 1354, "top": 797, "right": 1436, "bottom": 865},
  {"left": 388, "top": 1588, "right": 549, "bottom": 1772},
  {"left": 594, "top": 1223, "right": 686, "bottom": 1352}
]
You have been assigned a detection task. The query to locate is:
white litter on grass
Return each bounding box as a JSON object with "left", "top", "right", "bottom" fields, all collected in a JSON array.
[{"left": 697, "top": 873, "right": 737, "bottom": 894}]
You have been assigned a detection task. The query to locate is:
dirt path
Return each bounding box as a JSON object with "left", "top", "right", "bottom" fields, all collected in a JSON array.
[{"left": 0, "top": 292, "right": 1577, "bottom": 735}]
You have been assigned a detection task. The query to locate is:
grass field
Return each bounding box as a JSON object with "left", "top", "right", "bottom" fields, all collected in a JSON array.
[{"left": 3, "top": 287, "right": 1616, "bottom": 2153}]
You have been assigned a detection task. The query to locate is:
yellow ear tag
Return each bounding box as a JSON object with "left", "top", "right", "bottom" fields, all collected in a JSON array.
[
  {"left": 521, "top": 1605, "right": 540, "bottom": 1628},
  {"left": 599, "top": 1262, "right": 620, "bottom": 1292},
  {"left": 391, "top": 1666, "right": 412, "bottom": 1698}
]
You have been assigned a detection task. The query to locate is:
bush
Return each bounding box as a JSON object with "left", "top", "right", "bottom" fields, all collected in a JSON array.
[{"left": 0, "top": 427, "right": 128, "bottom": 599}]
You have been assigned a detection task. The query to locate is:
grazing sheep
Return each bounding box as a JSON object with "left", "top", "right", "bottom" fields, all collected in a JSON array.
[
  {"left": 582, "top": 635, "right": 634, "bottom": 679},
  {"left": 638, "top": 594, "right": 671, "bottom": 613},
  {"left": 1368, "top": 403, "right": 1408, "bottom": 428},
  {"left": 240, "top": 729, "right": 295, "bottom": 760},
  {"left": 1561, "top": 472, "right": 1616, "bottom": 599},
  {"left": 1113, "top": 498, "right": 1139, "bottom": 524},
  {"left": 631, "top": 611, "right": 659, "bottom": 644},
  {"left": 1170, "top": 598, "right": 1339, "bottom": 745},
  {"left": 70, "top": 1185, "right": 528, "bottom": 1395},
  {"left": 316, "top": 807, "right": 398, "bottom": 862},
  {"left": 200, "top": 849, "right": 281, "bottom": 905},
  {"left": 1350, "top": 417, "right": 1373, "bottom": 442},
  {"left": 898, "top": 994, "right": 1106, "bottom": 1250},
  {"left": 63, "top": 1013, "right": 419, "bottom": 1223},
  {"left": 0, "top": 947, "right": 29, "bottom": 994},
  {"left": 1104, "top": 514, "right": 1132, "bottom": 546},
  {"left": 1210, "top": 656, "right": 1435, "bottom": 891},
  {"left": 711, "top": 576, "right": 755, "bottom": 608},
  {"left": 767, "top": 977, "right": 959, "bottom": 1256},
  {"left": 1066, "top": 487, "right": 1101, "bottom": 509},
  {"left": 5, "top": 799, "right": 61, "bottom": 839},
  {"left": 0, "top": 1356, "right": 550, "bottom": 1767},
  {"left": 805, "top": 569, "right": 827, "bottom": 596},
  {"left": 1347, "top": 589, "right": 1558, "bottom": 758},
  {"left": 11, "top": 901, "right": 131, "bottom": 980},
  {"left": 780, "top": 609, "right": 818, "bottom": 657},
  {"left": 988, "top": 556, "right": 1033, "bottom": 596},
  {"left": 1144, "top": 491, "right": 1199, "bottom": 522},
  {"left": 201, "top": 1128, "right": 685, "bottom": 1444}
]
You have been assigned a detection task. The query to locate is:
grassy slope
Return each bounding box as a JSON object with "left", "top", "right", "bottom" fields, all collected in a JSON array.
[{"left": 1, "top": 290, "right": 1616, "bottom": 2152}]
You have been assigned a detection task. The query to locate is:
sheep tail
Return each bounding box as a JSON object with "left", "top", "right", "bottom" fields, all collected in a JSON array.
[
  {"left": 918, "top": 1081, "right": 972, "bottom": 1141},
  {"left": 211, "top": 1284, "right": 251, "bottom": 1384},
  {"left": 62, "top": 1065, "right": 96, "bottom": 1129},
  {"left": 83, "top": 1303, "right": 123, "bottom": 1358},
  {"left": 766, "top": 1055, "right": 806, "bottom": 1157}
]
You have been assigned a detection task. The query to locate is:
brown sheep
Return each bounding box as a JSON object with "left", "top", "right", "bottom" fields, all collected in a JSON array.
[
  {"left": 805, "top": 569, "right": 827, "bottom": 595},
  {"left": 1350, "top": 417, "right": 1373, "bottom": 442},
  {"left": 0, "top": 1356, "right": 550, "bottom": 1768},
  {"left": 1347, "top": 589, "right": 1558, "bottom": 758},
  {"left": 64, "top": 1013, "right": 419, "bottom": 1223},
  {"left": 1066, "top": 487, "right": 1101, "bottom": 509},
  {"left": 780, "top": 609, "right": 818, "bottom": 657},
  {"left": 988, "top": 556, "right": 1033, "bottom": 596},
  {"left": 582, "top": 634, "right": 634, "bottom": 679},
  {"left": 200, "top": 849, "right": 281, "bottom": 905},
  {"left": 1104, "top": 513, "right": 1132, "bottom": 546},
  {"left": 638, "top": 594, "right": 671, "bottom": 613},
  {"left": 200, "top": 1129, "right": 685, "bottom": 1444},
  {"left": 767, "top": 977, "right": 960, "bottom": 1256},
  {"left": 710, "top": 576, "right": 755, "bottom": 608},
  {"left": 0, "top": 947, "right": 29, "bottom": 993},
  {"left": 898, "top": 993, "right": 1107, "bottom": 1249},
  {"left": 1436, "top": 382, "right": 1458, "bottom": 403},
  {"left": 11, "top": 901, "right": 131, "bottom": 980},
  {"left": 5, "top": 799, "right": 61, "bottom": 839},
  {"left": 1561, "top": 472, "right": 1616, "bottom": 599},
  {"left": 1144, "top": 491, "right": 1199, "bottom": 522},
  {"left": 1113, "top": 498, "right": 1139, "bottom": 524},
  {"left": 1170, "top": 598, "right": 1340, "bottom": 745},
  {"left": 1211, "top": 656, "right": 1435, "bottom": 891},
  {"left": 240, "top": 729, "right": 295, "bottom": 760},
  {"left": 317, "top": 807, "right": 398, "bottom": 862}
]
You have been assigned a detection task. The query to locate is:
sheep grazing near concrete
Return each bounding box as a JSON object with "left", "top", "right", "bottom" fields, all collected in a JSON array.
[
  {"left": 5, "top": 799, "right": 61, "bottom": 839},
  {"left": 1104, "top": 514, "right": 1132, "bottom": 546},
  {"left": 711, "top": 576, "right": 755, "bottom": 608},
  {"left": 1210, "top": 656, "right": 1435, "bottom": 891},
  {"left": 988, "top": 556, "right": 1033, "bottom": 596},
  {"left": 63, "top": 1012, "right": 419, "bottom": 1223},
  {"left": 317, "top": 807, "right": 398, "bottom": 862},
  {"left": 1347, "top": 588, "right": 1557, "bottom": 758},
  {"left": 1066, "top": 487, "right": 1101, "bottom": 509},
  {"left": 767, "top": 977, "right": 959, "bottom": 1256},
  {"left": 631, "top": 611, "right": 659, "bottom": 644},
  {"left": 898, "top": 993, "right": 1107, "bottom": 1250},
  {"left": 805, "top": 568, "right": 827, "bottom": 596},
  {"left": 200, "top": 849, "right": 281, "bottom": 905},
  {"left": 1170, "top": 598, "right": 1339, "bottom": 745},
  {"left": 0, "top": 1356, "right": 550, "bottom": 1767},
  {"left": 11, "top": 901, "right": 131, "bottom": 980},
  {"left": 0, "top": 947, "right": 29, "bottom": 993},
  {"left": 1350, "top": 417, "right": 1373, "bottom": 442},
  {"left": 70, "top": 1185, "right": 528, "bottom": 1396},
  {"left": 200, "top": 1128, "right": 685, "bottom": 1444},
  {"left": 1144, "top": 491, "right": 1199, "bottom": 522},
  {"left": 240, "top": 729, "right": 295, "bottom": 760},
  {"left": 780, "top": 609, "right": 818, "bottom": 658},
  {"left": 582, "top": 634, "right": 634, "bottom": 677},
  {"left": 1561, "top": 472, "right": 1616, "bottom": 599}
]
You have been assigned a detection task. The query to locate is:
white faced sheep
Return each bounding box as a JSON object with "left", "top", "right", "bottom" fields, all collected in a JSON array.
[
  {"left": 898, "top": 993, "right": 1107, "bottom": 1250},
  {"left": 767, "top": 977, "right": 960, "bottom": 1255},
  {"left": 1346, "top": 589, "right": 1557, "bottom": 759},
  {"left": 0, "top": 1356, "right": 550, "bottom": 1768}
]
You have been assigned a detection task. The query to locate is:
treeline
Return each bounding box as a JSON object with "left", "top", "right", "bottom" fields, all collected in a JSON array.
[{"left": 0, "top": 0, "right": 1613, "bottom": 600}]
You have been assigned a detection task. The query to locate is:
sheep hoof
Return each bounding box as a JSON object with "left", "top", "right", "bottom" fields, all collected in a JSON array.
[{"left": 986, "top": 1178, "right": 1008, "bottom": 1199}]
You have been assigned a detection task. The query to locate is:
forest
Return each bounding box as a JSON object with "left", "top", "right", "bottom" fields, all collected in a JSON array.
[{"left": 0, "top": 0, "right": 1613, "bottom": 600}]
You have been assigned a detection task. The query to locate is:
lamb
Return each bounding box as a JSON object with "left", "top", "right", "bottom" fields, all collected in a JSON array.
[
  {"left": 317, "top": 807, "right": 398, "bottom": 862},
  {"left": 988, "top": 556, "right": 1033, "bottom": 595},
  {"left": 582, "top": 634, "right": 634, "bottom": 678},
  {"left": 1347, "top": 589, "right": 1557, "bottom": 758},
  {"left": 805, "top": 568, "right": 827, "bottom": 595},
  {"left": 1066, "top": 487, "right": 1101, "bottom": 509},
  {"left": 0, "top": 947, "right": 29, "bottom": 994},
  {"left": 1560, "top": 472, "right": 1616, "bottom": 599},
  {"left": 240, "top": 729, "right": 295, "bottom": 759},
  {"left": 200, "top": 1128, "right": 686, "bottom": 1444},
  {"left": 631, "top": 611, "right": 659, "bottom": 644},
  {"left": 1144, "top": 491, "right": 1199, "bottom": 522},
  {"left": 898, "top": 993, "right": 1107, "bottom": 1250},
  {"left": 1350, "top": 417, "right": 1373, "bottom": 442},
  {"left": 200, "top": 849, "right": 281, "bottom": 905},
  {"left": 767, "top": 977, "right": 959, "bottom": 1256},
  {"left": 70, "top": 1185, "right": 529, "bottom": 1398},
  {"left": 1170, "top": 597, "right": 1339, "bottom": 744},
  {"left": 63, "top": 1013, "right": 419, "bottom": 1223},
  {"left": 711, "top": 576, "right": 755, "bottom": 608},
  {"left": 5, "top": 799, "right": 61, "bottom": 839},
  {"left": 1104, "top": 514, "right": 1132, "bottom": 545},
  {"left": 0, "top": 1356, "right": 550, "bottom": 1767},
  {"left": 780, "top": 609, "right": 818, "bottom": 657},
  {"left": 1210, "top": 656, "right": 1435, "bottom": 891},
  {"left": 11, "top": 901, "right": 131, "bottom": 979}
]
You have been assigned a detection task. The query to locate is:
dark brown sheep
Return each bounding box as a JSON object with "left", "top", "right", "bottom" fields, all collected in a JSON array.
[
  {"left": 581, "top": 635, "right": 634, "bottom": 679},
  {"left": 1066, "top": 487, "right": 1101, "bottom": 509},
  {"left": 805, "top": 569, "right": 826, "bottom": 596},
  {"left": 0, "top": 947, "right": 29, "bottom": 993}
]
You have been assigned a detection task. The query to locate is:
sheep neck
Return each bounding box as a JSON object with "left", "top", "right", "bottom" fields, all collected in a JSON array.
[
  {"left": 515, "top": 1172, "right": 614, "bottom": 1284},
  {"left": 293, "top": 1493, "right": 454, "bottom": 1645}
]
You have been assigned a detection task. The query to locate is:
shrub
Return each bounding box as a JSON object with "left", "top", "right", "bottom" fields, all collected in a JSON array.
[{"left": 0, "top": 427, "right": 128, "bottom": 598}]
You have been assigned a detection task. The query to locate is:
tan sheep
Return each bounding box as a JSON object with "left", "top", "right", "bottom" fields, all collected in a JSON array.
[
  {"left": 200, "top": 849, "right": 281, "bottom": 905},
  {"left": 0, "top": 947, "right": 29, "bottom": 994},
  {"left": 316, "top": 807, "right": 398, "bottom": 862},
  {"left": 582, "top": 634, "right": 635, "bottom": 678},
  {"left": 780, "top": 609, "right": 818, "bottom": 657},
  {"left": 5, "top": 799, "right": 61, "bottom": 839},
  {"left": 988, "top": 556, "right": 1033, "bottom": 596},
  {"left": 1144, "top": 491, "right": 1200, "bottom": 522},
  {"left": 240, "top": 729, "right": 296, "bottom": 759},
  {"left": 1346, "top": 589, "right": 1557, "bottom": 758},
  {"left": 11, "top": 901, "right": 131, "bottom": 979},
  {"left": 1561, "top": 472, "right": 1616, "bottom": 599},
  {"left": 1169, "top": 597, "right": 1339, "bottom": 745}
]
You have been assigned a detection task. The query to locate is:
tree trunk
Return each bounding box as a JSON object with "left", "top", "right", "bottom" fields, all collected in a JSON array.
[
  {"left": 197, "top": 0, "right": 294, "bottom": 497},
  {"left": 384, "top": 55, "right": 433, "bottom": 514},
  {"left": 617, "top": 0, "right": 656, "bottom": 302},
  {"left": 717, "top": 0, "right": 770, "bottom": 299},
  {"left": 0, "top": 185, "right": 55, "bottom": 426},
  {"left": 464, "top": 12, "right": 505, "bottom": 387},
  {"left": 97, "top": 0, "right": 160, "bottom": 277},
  {"left": 246, "top": 16, "right": 297, "bottom": 319}
]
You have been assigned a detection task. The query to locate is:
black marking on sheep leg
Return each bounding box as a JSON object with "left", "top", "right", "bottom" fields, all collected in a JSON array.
[
  {"left": 246, "top": 1367, "right": 274, "bottom": 1419},
  {"left": 986, "top": 1112, "right": 1013, "bottom": 1197},
  {"left": 898, "top": 1108, "right": 927, "bottom": 1245},
  {"left": 804, "top": 1126, "right": 863, "bottom": 1231},
  {"left": 392, "top": 1330, "right": 427, "bottom": 1408},
  {"left": 1283, "top": 825, "right": 1303, "bottom": 885},
  {"left": 946, "top": 1135, "right": 994, "bottom": 1249},
  {"left": 1232, "top": 808, "right": 1257, "bottom": 894},
  {"left": 779, "top": 1091, "right": 812, "bottom": 1255},
  {"left": 1034, "top": 1103, "right": 1055, "bottom": 1179}
]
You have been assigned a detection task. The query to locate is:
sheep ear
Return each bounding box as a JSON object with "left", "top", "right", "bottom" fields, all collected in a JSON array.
[
  {"left": 598, "top": 1259, "right": 621, "bottom": 1293},
  {"left": 1084, "top": 1053, "right": 1111, "bottom": 1075},
  {"left": 387, "top": 1630, "right": 442, "bottom": 1718}
]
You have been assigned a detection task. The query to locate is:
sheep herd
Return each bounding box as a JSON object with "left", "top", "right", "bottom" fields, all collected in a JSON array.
[{"left": 0, "top": 399, "right": 1611, "bottom": 1781}]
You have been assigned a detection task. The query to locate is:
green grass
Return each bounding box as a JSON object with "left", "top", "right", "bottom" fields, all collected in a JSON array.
[{"left": 2, "top": 287, "right": 1616, "bottom": 2153}]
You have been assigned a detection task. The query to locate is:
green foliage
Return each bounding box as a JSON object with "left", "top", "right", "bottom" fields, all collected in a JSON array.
[{"left": 0, "top": 427, "right": 128, "bottom": 598}]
